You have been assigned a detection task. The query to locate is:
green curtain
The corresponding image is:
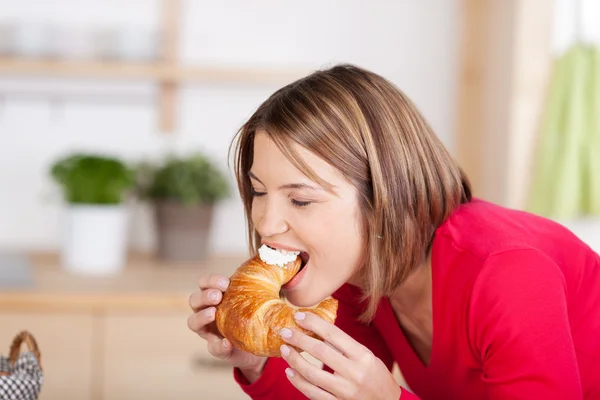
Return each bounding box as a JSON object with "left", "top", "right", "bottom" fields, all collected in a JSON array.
[{"left": 528, "top": 43, "right": 600, "bottom": 218}]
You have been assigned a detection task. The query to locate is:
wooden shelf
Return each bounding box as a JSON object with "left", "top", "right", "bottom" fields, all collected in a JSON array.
[
  {"left": 0, "top": 57, "right": 309, "bottom": 85},
  {"left": 0, "top": 0, "right": 310, "bottom": 132},
  {"left": 0, "top": 58, "right": 169, "bottom": 80},
  {"left": 0, "top": 56, "right": 309, "bottom": 133}
]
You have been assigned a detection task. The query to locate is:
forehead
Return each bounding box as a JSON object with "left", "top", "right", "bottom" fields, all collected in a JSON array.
[{"left": 251, "top": 131, "right": 346, "bottom": 189}]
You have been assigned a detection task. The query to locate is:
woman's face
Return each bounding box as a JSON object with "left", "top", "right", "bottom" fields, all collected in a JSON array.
[{"left": 250, "top": 131, "right": 365, "bottom": 307}]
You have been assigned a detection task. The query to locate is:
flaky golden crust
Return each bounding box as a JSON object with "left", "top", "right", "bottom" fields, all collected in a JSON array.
[{"left": 215, "top": 255, "right": 338, "bottom": 357}]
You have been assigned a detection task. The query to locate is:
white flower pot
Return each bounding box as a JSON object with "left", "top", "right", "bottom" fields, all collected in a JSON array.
[{"left": 62, "top": 205, "right": 128, "bottom": 275}]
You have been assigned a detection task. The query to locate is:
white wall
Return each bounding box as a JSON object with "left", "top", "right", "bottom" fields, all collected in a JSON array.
[
  {"left": 553, "top": 0, "right": 600, "bottom": 53},
  {"left": 0, "top": 0, "right": 460, "bottom": 255}
]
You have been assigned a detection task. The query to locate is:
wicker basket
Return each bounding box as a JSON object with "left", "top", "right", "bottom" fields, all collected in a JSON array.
[{"left": 0, "top": 331, "right": 44, "bottom": 400}]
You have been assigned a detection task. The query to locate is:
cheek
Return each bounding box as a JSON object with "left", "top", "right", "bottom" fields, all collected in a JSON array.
[
  {"left": 250, "top": 198, "right": 263, "bottom": 225},
  {"left": 250, "top": 204, "right": 258, "bottom": 225},
  {"left": 313, "top": 206, "right": 364, "bottom": 265}
]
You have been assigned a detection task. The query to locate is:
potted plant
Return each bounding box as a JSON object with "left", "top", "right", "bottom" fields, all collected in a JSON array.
[
  {"left": 50, "top": 153, "right": 133, "bottom": 275},
  {"left": 134, "top": 152, "right": 230, "bottom": 262}
]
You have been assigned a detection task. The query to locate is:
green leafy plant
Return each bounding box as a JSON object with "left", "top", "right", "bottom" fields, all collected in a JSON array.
[
  {"left": 134, "top": 152, "right": 230, "bottom": 205},
  {"left": 50, "top": 153, "right": 134, "bottom": 205}
]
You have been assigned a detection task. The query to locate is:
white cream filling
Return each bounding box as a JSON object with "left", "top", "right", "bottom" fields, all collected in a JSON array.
[{"left": 258, "top": 244, "right": 300, "bottom": 267}]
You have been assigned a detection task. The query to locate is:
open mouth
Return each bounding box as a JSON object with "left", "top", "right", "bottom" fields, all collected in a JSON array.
[
  {"left": 299, "top": 252, "right": 310, "bottom": 271},
  {"left": 265, "top": 244, "right": 309, "bottom": 272}
]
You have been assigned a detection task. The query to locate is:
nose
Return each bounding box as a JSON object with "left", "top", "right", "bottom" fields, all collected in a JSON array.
[{"left": 253, "top": 200, "right": 289, "bottom": 238}]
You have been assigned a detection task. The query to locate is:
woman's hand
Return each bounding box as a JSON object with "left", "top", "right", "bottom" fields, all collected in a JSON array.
[
  {"left": 187, "top": 273, "right": 267, "bottom": 380},
  {"left": 279, "top": 311, "right": 401, "bottom": 400}
]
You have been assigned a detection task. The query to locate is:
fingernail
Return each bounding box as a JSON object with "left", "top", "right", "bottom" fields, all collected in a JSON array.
[
  {"left": 222, "top": 339, "right": 230, "bottom": 349},
  {"left": 279, "top": 328, "right": 292, "bottom": 339},
  {"left": 218, "top": 278, "right": 229, "bottom": 290},
  {"left": 280, "top": 344, "right": 290, "bottom": 357},
  {"left": 208, "top": 291, "right": 219, "bottom": 302},
  {"left": 294, "top": 312, "right": 305, "bottom": 321},
  {"left": 285, "top": 368, "right": 295, "bottom": 378},
  {"left": 204, "top": 307, "right": 215, "bottom": 318}
]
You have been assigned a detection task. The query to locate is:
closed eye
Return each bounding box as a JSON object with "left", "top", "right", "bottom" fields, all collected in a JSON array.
[
  {"left": 251, "top": 188, "right": 266, "bottom": 197},
  {"left": 291, "top": 199, "right": 311, "bottom": 207}
]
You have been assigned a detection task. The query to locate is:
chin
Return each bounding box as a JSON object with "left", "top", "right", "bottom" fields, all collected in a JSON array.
[{"left": 285, "top": 290, "right": 332, "bottom": 308}]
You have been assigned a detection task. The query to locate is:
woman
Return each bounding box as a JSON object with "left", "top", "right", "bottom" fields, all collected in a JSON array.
[{"left": 187, "top": 64, "right": 600, "bottom": 399}]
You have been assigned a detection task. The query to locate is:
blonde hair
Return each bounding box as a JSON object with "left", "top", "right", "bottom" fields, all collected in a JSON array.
[{"left": 230, "top": 64, "right": 471, "bottom": 322}]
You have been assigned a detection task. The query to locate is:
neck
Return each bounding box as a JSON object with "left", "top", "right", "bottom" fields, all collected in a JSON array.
[
  {"left": 389, "top": 253, "right": 434, "bottom": 366},
  {"left": 389, "top": 253, "right": 432, "bottom": 318}
]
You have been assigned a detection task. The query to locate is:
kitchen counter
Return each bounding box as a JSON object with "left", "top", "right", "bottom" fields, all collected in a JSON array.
[{"left": 0, "top": 252, "right": 245, "bottom": 312}]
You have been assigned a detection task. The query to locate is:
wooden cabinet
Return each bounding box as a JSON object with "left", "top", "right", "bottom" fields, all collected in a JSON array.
[
  {"left": 101, "top": 312, "right": 245, "bottom": 400},
  {"left": 0, "top": 253, "right": 248, "bottom": 400},
  {"left": 0, "top": 312, "right": 95, "bottom": 400}
]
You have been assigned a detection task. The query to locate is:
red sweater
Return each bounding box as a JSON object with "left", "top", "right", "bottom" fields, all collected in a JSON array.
[{"left": 234, "top": 199, "right": 600, "bottom": 399}]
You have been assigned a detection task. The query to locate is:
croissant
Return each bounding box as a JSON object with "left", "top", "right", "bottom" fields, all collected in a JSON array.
[{"left": 215, "top": 253, "right": 338, "bottom": 357}]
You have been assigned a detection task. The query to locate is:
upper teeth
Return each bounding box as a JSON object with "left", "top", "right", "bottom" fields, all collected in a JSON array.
[{"left": 258, "top": 244, "right": 300, "bottom": 267}]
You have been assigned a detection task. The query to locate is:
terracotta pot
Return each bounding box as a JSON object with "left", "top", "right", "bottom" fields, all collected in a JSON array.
[{"left": 154, "top": 201, "right": 214, "bottom": 262}]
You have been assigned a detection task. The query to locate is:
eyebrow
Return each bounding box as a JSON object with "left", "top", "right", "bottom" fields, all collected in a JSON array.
[{"left": 248, "top": 171, "right": 323, "bottom": 191}]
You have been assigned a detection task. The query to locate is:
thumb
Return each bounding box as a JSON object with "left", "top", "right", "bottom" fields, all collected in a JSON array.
[{"left": 209, "top": 336, "right": 234, "bottom": 360}]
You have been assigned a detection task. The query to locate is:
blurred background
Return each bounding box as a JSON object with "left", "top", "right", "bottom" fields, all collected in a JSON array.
[{"left": 0, "top": 0, "right": 598, "bottom": 399}]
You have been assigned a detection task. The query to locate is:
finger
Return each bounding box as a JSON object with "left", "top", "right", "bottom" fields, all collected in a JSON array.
[
  {"left": 197, "top": 273, "right": 230, "bottom": 291},
  {"left": 324, "top": 341, "right": 344, "bottom": 356},
  {"left": 281, "top": 347, "right": 337, "bottom": 400},
  {"left": 189, "top": 291, "right": 203, "bottom": 312},
  {"left": 279, "top": 326, "right": 350, "bottom": 377},
  {"left": 189, "top": 288, "right": 224, "bottom": 312},
  {"left": 207, "top": 333, "right": 233, "bottom": 360},
  {"left": 280, "top": 344, "right": 343, "bottom": 396},
  {"left": 187, "top": 306, "right": 217, "bottom": 338},
  {"left": 285, "top": 369, "right": 337, "bottom": 400},
  {"left": 294, "top": 311, "right": 369, "bottom": 361}
]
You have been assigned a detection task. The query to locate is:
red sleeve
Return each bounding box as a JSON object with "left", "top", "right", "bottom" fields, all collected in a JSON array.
[
  {"left": 233, "top": 284, "right": 397, "bottom": 399},
  {"left": 400, "top": 388, "right": 421, "bottom": 399},
  {"left": 234, "top": 357, "right": 304, "bottom": 399},
  {"left": 234, "top": 360, "right": 420, "bottom": 399},
  {"left": 469, "top": 249, "right": 583, "bottom": 399}
]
